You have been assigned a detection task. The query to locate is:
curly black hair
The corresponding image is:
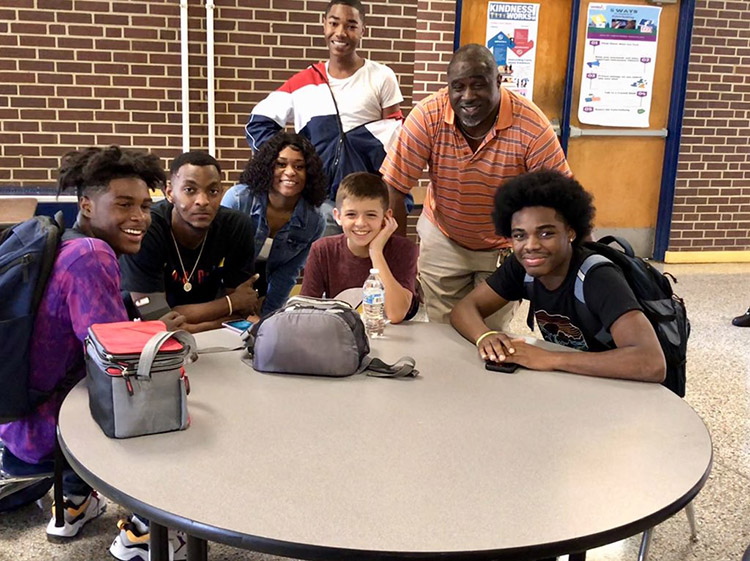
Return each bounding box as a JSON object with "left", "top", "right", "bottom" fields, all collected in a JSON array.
[
  {"left": 238, "top": 132, "right": 328, "bottom": 208},
  {"left": 493, "top": 169, "right": 595, "bottom": 245},
  {"left": 57, "top": 146, "right": 165, "bottom": 199}
]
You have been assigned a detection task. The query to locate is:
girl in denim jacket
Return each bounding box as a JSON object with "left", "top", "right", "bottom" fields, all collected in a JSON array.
[{"left": 222, "top": 132, "right": 327, "bottom": 316}]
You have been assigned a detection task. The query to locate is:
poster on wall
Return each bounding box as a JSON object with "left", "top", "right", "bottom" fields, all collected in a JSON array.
[
  {"left": 577, "top": 3, "right": 662, "bottom": 127},
  {"left": 485, "top": 2, "right": 540, "bottom": 100}
]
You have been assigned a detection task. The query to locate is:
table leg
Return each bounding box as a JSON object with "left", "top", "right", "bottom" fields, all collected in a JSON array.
[
  {"left": 150, "top": 521, "right": 169, "bottom": 561},
  {"left": 685, "top": 501, "right": 698, "bottom": 540},
  {"left": 53, "top": 441, "right": 65, "bottom": 528},
  {"left": 187, "top": 535, "right": 208, "bottom": 561},
  {"left": 638, "top": 527, "right": 653, "bottom": 561},
  {"left": 569, "top": 553, "right": 587, "bottom": 561}
]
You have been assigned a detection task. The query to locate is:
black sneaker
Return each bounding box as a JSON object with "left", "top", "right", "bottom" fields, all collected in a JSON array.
[{"left": 732, "top": 308, "right": 750, "bottom": 327}]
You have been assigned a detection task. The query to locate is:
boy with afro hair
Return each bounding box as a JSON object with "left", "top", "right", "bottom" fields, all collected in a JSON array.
[{"left": 451, "top": 169, "right": 666, "bottom": 383}]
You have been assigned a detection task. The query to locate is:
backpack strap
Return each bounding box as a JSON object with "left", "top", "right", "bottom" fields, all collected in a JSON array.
[
  {"left": 574, "top": 254, "right": 616, "bottom": 346},
  {"left": 359, "top": 356, "right": 418, "bottom": 378},
  {"left": 595, "top": 235, "right": 635, "bottom": 257}
]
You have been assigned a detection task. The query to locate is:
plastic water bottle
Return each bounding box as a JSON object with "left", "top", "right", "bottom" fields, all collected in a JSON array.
[{"left": 363, "top": 268, "right": 386, "bottom": 337}]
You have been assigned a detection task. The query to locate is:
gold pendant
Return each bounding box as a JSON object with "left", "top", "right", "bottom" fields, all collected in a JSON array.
[{"left": 183, "top": 282, "right": 192, "bottom": 292}]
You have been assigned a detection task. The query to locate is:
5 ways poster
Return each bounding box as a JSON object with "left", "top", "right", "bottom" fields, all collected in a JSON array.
[{"left": 578, "top": 3, "right": 662, "bottom": 127}]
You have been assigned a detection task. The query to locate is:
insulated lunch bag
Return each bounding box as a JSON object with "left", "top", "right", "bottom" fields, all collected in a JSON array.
[
  {"left": 243, "top": 296, "right": 417, "bottom": 378},
  {"left": 85, "top": 321, "right": 197, "bottom": 438}
]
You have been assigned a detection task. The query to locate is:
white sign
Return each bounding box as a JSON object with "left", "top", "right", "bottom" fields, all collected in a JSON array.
[
  {"left": 485, "top": 2, "right": 540, "bottom": 100},
  {"left": 578, "top": 3, "right": 662, "bottom": 127}
]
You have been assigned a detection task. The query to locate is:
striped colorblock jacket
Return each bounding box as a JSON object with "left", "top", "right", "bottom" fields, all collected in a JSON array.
[{"left": 245, "top": 61, "right": 403, "bottom": 201}]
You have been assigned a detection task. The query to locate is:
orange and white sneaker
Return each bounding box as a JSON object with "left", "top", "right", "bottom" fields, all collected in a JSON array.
[
  {"left": 45, "top": 490, "right": 107, "bottom": 541},
  {"left": 109, "top": 515, "right": 187, "bottom": 561}
]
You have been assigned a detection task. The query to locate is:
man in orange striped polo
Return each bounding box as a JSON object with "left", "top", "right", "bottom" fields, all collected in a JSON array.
[{"left": 381, "top": 44, "right": 570, "bottom": 329}]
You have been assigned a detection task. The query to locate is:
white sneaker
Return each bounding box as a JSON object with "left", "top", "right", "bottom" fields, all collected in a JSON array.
[
  {"left": 109, "top": 515, "right": 187, "bottom": 561},
  {"left": 45, "top": 490, "right": 106, "bottom": 541}
]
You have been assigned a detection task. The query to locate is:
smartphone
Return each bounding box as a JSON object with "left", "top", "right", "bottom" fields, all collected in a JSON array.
[
  {"left": 133, "top": 293, "right": 171, "bottom": 321},
  {"left": 222, "top": 319, "right": 255, "bottom": 334},
  {"left": 485, "top": 360, "right": 519, "bottom": 373}
]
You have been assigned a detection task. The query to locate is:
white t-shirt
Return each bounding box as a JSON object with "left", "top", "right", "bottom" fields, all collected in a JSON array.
[{"left": 326, "top": 59, "right": 403, "bottom": 133}]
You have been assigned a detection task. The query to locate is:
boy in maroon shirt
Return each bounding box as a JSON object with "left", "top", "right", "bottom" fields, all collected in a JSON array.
[{"left": 300, "top": 172, "right": 418, "bottom": 322}]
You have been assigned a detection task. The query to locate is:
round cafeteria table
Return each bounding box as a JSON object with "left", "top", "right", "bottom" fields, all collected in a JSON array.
[{"left": 58, "top": 323, "right": 712, "bottom": 561}]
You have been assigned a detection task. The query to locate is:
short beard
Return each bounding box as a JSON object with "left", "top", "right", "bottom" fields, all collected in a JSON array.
[{"left": 459, "top": 114, "right": 486, "bottom": 129}]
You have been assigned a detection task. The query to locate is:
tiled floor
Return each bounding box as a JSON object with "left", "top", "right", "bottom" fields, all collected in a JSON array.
[{"left": 1, "top": 262, "right": 749, "bottom": 561}]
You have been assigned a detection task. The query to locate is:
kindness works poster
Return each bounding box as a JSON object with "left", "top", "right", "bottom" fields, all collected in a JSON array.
[
  {"left": 485, "top": 2, "right": 540, "bottom": 100},
  {"left": 578, "top": 3, "right": 662, "bottom": 127}
]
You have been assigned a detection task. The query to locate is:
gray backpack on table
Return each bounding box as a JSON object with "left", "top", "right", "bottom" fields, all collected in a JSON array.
[{"left": 242, "top": 296, "right": 416, "bottom": 378}]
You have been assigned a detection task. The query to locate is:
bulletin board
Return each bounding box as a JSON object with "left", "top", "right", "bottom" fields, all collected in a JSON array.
[{"left": 458, "top": 0, "right": 681, "bottom": 236}]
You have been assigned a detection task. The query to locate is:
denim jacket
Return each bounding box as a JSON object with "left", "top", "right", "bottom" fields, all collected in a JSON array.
[{"left": 221, "top": 184, "right": 325, "bottom": 315}]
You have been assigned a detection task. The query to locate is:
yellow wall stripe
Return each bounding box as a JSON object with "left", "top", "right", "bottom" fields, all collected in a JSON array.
[{"left": 664, "top": 251, "right": 750, "bottom": 264}]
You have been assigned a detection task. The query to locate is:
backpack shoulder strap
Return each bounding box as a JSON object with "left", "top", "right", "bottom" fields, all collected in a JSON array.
[
  {"left": 311, "top": 62, "right": 344, "bottom": 136},
  {"left": 574, "top": 253, "right": 616, "bottom": 346},
  {"left": 574, "top": 253, "right": 612, "bottom": 302}
]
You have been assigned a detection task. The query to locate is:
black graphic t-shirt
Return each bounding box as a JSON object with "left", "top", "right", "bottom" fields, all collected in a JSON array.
[
  {"left": 486, "top": 247, "right": 641, "bottom": 351},
  {"left": 120, "top": 200, "right": 256, "bottom": 308}
]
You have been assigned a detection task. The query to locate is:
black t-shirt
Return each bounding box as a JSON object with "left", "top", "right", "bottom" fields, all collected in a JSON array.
[
  {"left": 120, "top": 200, "right": 256, "bottom": 308},
  {"left": 486, "top": 247, "right": 641, "bottom": 352}
]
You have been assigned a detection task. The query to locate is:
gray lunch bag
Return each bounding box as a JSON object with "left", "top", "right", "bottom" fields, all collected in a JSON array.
[
  {"left": 242, "top": 296, "right": 417, "bottom": 378},
  {"left": 85, "top": 321, "right": 197, "bottom": 439}
]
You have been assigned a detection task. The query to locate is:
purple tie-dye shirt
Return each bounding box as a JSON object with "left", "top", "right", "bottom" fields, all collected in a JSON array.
[{"left": 0, "top": 237, "right": 128, "bottom": 464}]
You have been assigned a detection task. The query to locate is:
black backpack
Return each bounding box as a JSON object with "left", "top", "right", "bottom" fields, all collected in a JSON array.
[
  {"left": 0, "top": 213, "right": 68, "bottom": 423},
  {"left": 525, "top": 236, "right": 689, "bottom": 397}
]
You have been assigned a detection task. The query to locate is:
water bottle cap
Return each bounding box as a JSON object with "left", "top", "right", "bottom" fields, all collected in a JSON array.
[{"left": 370, "top": 268, "right": 379, "bottom": 274}]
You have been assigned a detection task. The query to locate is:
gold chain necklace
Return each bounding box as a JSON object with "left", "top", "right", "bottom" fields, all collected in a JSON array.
[{"left": 170, "top": 229, "right": 207, "bottom": 292}]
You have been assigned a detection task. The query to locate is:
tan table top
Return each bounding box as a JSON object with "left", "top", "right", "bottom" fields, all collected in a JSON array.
[{"left": 58, "top": 323, "right": 712, "bottom": 560}]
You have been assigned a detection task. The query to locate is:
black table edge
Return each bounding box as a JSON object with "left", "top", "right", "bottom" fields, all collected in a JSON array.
[{"left": 57, "top": 427, "right": 713, "bottom": 561}]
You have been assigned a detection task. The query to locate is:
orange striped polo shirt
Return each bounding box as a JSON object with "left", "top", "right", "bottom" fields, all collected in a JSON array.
[{"left": 380, "top": 87, "right": 570, "bottom": 250}]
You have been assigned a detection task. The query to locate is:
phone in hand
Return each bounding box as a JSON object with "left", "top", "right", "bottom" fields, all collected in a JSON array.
[
  {"left": 485, "top": 360, "right": 519, "bottom": 373},
  {"left": 222, "top": 319, "right": 255, "bottom": 334}
]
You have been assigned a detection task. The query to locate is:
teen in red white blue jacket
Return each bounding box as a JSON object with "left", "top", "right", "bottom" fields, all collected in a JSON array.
[{"left": 244, "top": 1, "right": 404, "bottom": 208}]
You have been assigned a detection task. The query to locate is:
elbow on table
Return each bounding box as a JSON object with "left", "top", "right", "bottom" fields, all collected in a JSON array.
[
  {"left": 448, "top": 300, "right": 481, "bottom": 334},
  {"left": 385, "top": 301, "right": 408, "bottom": 325},
  {"left": 448, "top": 301, "right": 465, "bottom": 328},
  {"left": 389, "top": 311, "right": 407, "bottom": 325},
  {"left": 643, "top": 352, "right": 667, "bottom": 384},
  {"left": 652, "top": 361, "right": 667, "bottom": 384}
]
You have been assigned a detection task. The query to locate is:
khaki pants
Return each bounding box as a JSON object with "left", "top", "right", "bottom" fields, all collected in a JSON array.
[{"left": 416, "top": 215, "right": 518, "bottom": 331}]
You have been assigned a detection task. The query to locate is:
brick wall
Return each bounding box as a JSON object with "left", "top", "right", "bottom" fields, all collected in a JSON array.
[
  {"left": 0, "top": 0, "right": 454, "bottom": 189},
  {"left": 669, "top": 0, "right": 750, "bottom": 252},
  {"left": 413, "top": 0, "right": 456, "bottom": 102}
]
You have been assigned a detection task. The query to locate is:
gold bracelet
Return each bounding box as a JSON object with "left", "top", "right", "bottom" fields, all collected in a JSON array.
[
  {"left": 475, "top": 330, "right": 499, "bottom": 347},
  {"left": 225, "top": 294, "right": 233, "bottom": 316}
]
